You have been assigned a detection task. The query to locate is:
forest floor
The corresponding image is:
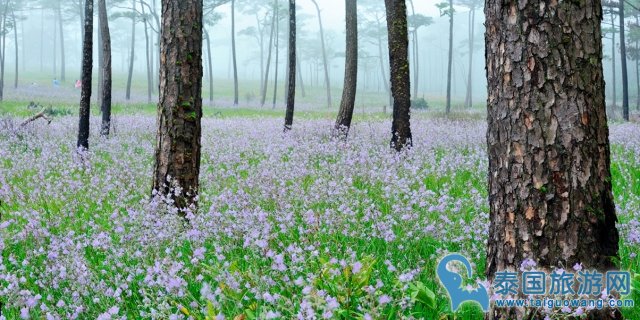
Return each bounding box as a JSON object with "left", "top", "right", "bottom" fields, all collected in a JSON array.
[{"left": 0, "top": 106, "right": 639, "bottom": 319}]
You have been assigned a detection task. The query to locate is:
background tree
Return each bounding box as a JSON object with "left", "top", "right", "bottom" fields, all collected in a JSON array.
[
  {"left": 230, "top": 0, "right": 239, "bottom": 106},
  {"left": 384, "top": 0, "right": 411, "bottom": 151},
  {"left": 283, "top": 0, "right": 295, "bottom": 131},
  {"left": 407, "top": 1, "right": 432, "bottom": 99},
  {"left": 334, "top": 0, "right": 357, "bottom": 137},
  {"left": 485, "top": 1, "right": 621, "bottom": 318},
  {"left": 125, "top": 0, "right": 135, "bottom": 100},
  {"left": 437, "top": 0, "right": 454, "bottom": 114},
  {"left": 77, "top": 0, "right": 93, "bottom": 149},
  {"left": 152, "top": 0, "right": 204, "bottom": 211},
  {"left": 99, "top": 0, "right": 112, "bottom": 137},
  {"left": 456, "top": 0, "right": 481, "bottom": 109},
  {"left": 310, "top": 0, "right": 331, "bottom": 108},
  {"left": 620, "top": 0, "right": 630, "bottom": 120}
]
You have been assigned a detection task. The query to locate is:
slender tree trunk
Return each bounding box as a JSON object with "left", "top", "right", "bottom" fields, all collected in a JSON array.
[
  {"left": 53, "top": 10, "right": 57, "bottom": 78},
  {"left": 376, "top": 16, "right": 391, "bottom": 107},
  {"left": 611, "top": 12, "right": 617, "bottom": 108},
  {"left": 261, "top": 5, "right": 276, "bottom": 107},
  {"left": 272, "top": 0, "right": 280, "bottom": 109},
  {"left": 408, "top": 0, "right": 419, "bottom": 98},
  {"left": 99, "top": 0, "right": 112, "bottom": 136},
  {"left": 57, "top": 2, "right": 65, "bottom": 82},
  {"left": 297, "top": 56, "right": 305, "bottom": 97},
  {"left": 284, "top": 0, "right": 296, "bottom": 131},
  {"left": 485, "top": 1, "right": 621, "bottom": 318},
  {"left": 152, "top": 0, "right": 204, "bottom": 212},
  {"left": 445, "top": 0, "right": 453, "bottom": 114},
  {"left": 335, "top": 0, "right": 358, "bottom": 137},
  {"left": 637, "top": 17, "right": 640, "bottom": 111},
  {"left": 310, "top": 0, "right": 332, "bottom": 108},
  {"left": 97, "top": 21, "right": 103, "bottom": 107},
  {"left": 620, "top": 0, "right": 629, "bottom": 121},
  {"left": 205, "top": 29, "right": 214, "bottom": 102},
  {"left": 231, "top": 0, "right": 239, "bottom": 106},
  {"left": 257, "top": 14, "right": 265, "bottom": 95},
  {"left": 464, "top": 6, "right": 475, "bottom": 109},
  {"left": 12, "top": 10, "right": 17, "bottom": 89},
  {"left": 0, "top": 2, "right": 7, "bottom": 102},
  {"left": 126, "top": 0, "right": 136, "bottom": 100},
  {"left": 384, "top": 0, "right": 411, "bottom": 151},
  {"left": 77, "top": 0, "right": 93, "bottom": 149},
  {"left": 141, "top": 0, "right": 152, "bottom": 103}
]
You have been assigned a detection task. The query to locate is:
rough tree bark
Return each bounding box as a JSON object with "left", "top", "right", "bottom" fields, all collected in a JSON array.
[
  {"left": 384, "top": 0, "right": 411, "bottom": 151},
  {"left": 334, "top": 0, "right": 358, "bottom": 137},
  {"left": 126, "top": 0, "right": 136, "bottom": 100},
  {"left": 310, "top": 0, "right": 332, "bottom": 108},
  {"left": 77, "top": 0, "right": 93, "bottom": 149},
  {"left": 283, "top": 0, "right": 295, "bottom": 131},
  {"left": 99, "top": 0, "right": 112, "bottom": 137},
  {"left": 152, "top": 0, "right": 204, "bottom": 211},
  {"left": 485, "top": 1, "right": 621, "bottom": 319}
]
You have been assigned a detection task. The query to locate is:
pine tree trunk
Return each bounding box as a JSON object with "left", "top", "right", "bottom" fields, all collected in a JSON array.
[
  {"left": 261, "top": 6, "right": 276, "bottom": 107},
  {"left": 384, "top": 0, "right": 411, "bottom": 151},
  {"left": 272, "top": 0, "right": 280, "bottom": 109},
  {"left": 77, "top": 0, "right": 93, "bottom": 149},
  {"left": 297, "top": 57, "right": 305, "bottom": 97},
  {"left": 464, "top": 6, "right": 475, "bottom": 109},
  {"left": 334, "top": 0, "right": 358, "bottom": 137},
  {"left": 445, "top": 0, "right": 453, "bottom": 114},
  {"left": 57, "top": 2, "right": 65, "bottom": 82},
  {"left": 376, "top": 16, "right": 391, "bottom": 107},
  {"left": 126, "top": 0, "right": 136, "bottom": 101},
  {"left": 611, "top": 13, "right": 617, "bottom": 108},
  {"left": 97, "top": 21, "right": 103, "bottom": 107},
  {"left": 231, "top": 0, "right": 239, "bottom": 106},
  {"left": 485, "top": 2, "right": 621, "bottom": 318},
  {"left": 619, "top": 0, "right": 629, "bottom": 121},
  {"left": 205, "top": 29, "right": 214, "bottom": 102},
  {"left": 310, "top": 0, "right": 332, "bottom": 108},
  {"left": 141, "top": 0, "right": 152, "bottom": 103},
  {"left": 12, "top": 10, "right": 17, "bottom": 89},
  {"left": 283, "top": 0, "right": 296, "bottom": 131},
  {"left": 0, "top": 2, "right": 7, "bottom": 102},
  {"left": 152, "top": 0, "right": 204, "bottom": 212},
  {"left": 99, "top": 0, "right": 112, "bottom": 137}
]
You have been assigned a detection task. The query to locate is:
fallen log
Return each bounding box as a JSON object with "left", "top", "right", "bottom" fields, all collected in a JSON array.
[{"left": 20, "top": 107, "right": 52, "bottom": 127}]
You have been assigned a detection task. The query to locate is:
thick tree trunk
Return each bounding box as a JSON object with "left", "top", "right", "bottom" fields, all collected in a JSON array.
[
  {"left": 384, "top": 0, "right": 411, "bottom": 151},
  {"left": 126, "top": 0, "right": 136, "bottom": 101},
  {"left": 205, "top": 29, "right": 214, "bottom": 102},
  {"left": 261, "top": 5, "right": 276, "bottom": 107},
  {"left": 464, "top": 6, "right": 475, "bottom": 109},
  {"left": 57, "top": 2, "right": 65, "bottom": 82},
  {"left": 445, "top": 0, "right": 453, "bottom": 114},
  {"left": 485, "top": 1, "right": 621, "bottom": 319},
  {"left": 310, "top": 0, "right": 332, "bottom": 108},
  {"left": 334, "top": 0, "right": 358, "bottom": 137},
  {"left": 283, "top": 0, "right": 296, "bottom": 131},
  {"left": 231, "top": 0, "right": 239, "bottom": 106},
  {"left": 141, "top": 0, "right": 152, "bottom": 103},
  {"left": 152, "top": 0, "right": 204, "bottom": 211},
  {"left": 77, "top": 0, "right": 93, "bottom": 149},
  {"left": 619, "top": 0, "right": 629, "bottom": 121},
  {"left": 99, "top": 0, "right": 112, "bottom": 137}
]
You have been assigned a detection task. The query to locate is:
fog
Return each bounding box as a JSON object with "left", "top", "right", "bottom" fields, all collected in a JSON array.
[{"left": 0, "top": 0, "right": 627, "bottom": 110}]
